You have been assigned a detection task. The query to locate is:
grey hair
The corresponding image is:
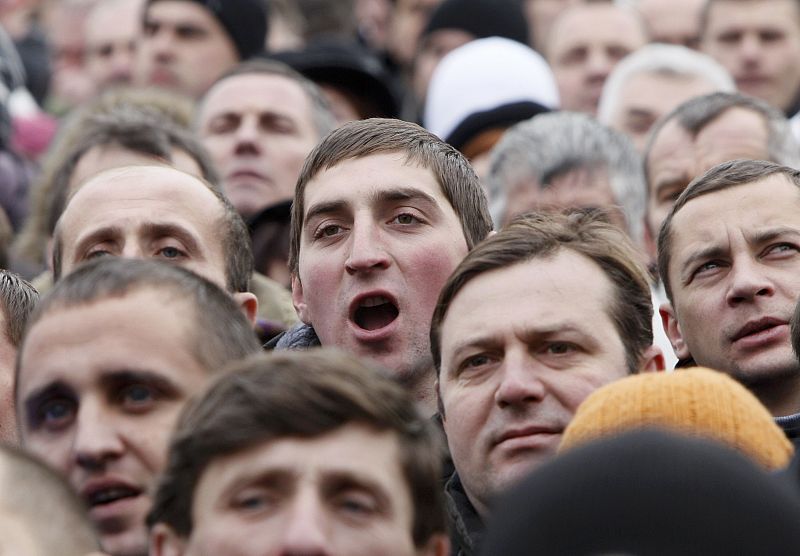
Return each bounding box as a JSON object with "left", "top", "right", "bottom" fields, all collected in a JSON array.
[
  {"left": 597, "top": 43, "right": 735, "bottom": 125},
  {"left": 644, "top": 92, "right": 800, "bottom": 176},
  {"left": 487, "top": 112, "right": 646, "bottom": 245}
]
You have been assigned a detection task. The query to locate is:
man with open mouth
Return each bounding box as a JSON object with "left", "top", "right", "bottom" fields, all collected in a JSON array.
[
  {"left": 659, "top": 158, "right": 800, "bottom": 443},
  {"left": 15, "top": 258, "right": 262, "bottom": 556},
  {"left": 273, "top": 118, "right": 493, "bottom": 415}
]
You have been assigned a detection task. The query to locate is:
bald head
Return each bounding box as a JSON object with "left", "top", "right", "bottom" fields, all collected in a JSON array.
[{"left": 53, "top": 165, "right": 253, "bottom": 293}]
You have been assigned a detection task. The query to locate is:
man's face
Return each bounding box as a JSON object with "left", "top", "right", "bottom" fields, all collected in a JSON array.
[
  {"left": 702, "top": 0, "right": 800, "bottom": 112},
  {"left": 58, "top": 166, "right": 229, "bottom": 289},
  {"left": 662, "top": 175, "right": 800, "bottom": 387},
  {"left": 293, "top": 152, "right": 468, "bottom": 385},
  {"left": 636, "top": 0, "right": 704, "bottom": 48},
  {"left": 503, "top": 166, "right": 625, "bottom": 230},
  {"left": 523, "top": 0, "right": 581, "bottom": 54},
  {"left": 438, "top": 251, "right": 632, "bottom": 516},
  {"left": 85, "top": 0, "right": 142, "bottom": 88},
  {"left": 175, "top": 424, "right": 425, "bottom": 556},
  {"left": 135, "top": 0, "right": 238, "bottom": 98},
  {"left": 18, "top": 289, "right": 209, "bottom": 556},
  {"left": 646, "top": 107, "right": 770, "bottom": 246},
  {"left": 198, "top": 73, "right": 320, "bottom": 217},
  {"left": 608, "top": 71, "right": 721, "bottom": 151},
  {"left": 412, "top": 29, "right": 474, "bottom": 103},
  {"left": 386, "top": 0, "right": 443, "bottom": 67},
  {"left": 547, "top": 4, "right": 647, "bottom": 114}
]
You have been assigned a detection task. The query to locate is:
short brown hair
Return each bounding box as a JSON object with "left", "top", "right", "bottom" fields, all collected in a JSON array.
[
  {"left": 18, "top": 258, "right": 261, "bottom": 398},
  {"left": 0, "top": 270, "right": 38, "bottom": 346},
  {"left": 148, "top": 349, "right": 447, "bottom": 548},
  {"left": 288, "top": 118, "right": 493, "bottom": 274},
  {"left": 431, "top": 209, "right": 654, "bottom": 374},
  {"left": 657, "top": 159, "right": 800, "bottom": 301},
  {"left": 51, "top": 166, "right": 254, "bottom": 293}
]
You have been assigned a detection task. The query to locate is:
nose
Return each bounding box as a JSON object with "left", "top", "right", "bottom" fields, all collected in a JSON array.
[
  {"left": 585, "top": 47, "right": 613, "bottom": 80},
  {"left": 495, "top": 349, "right": 547, "bottom": 409},
  {"left": 726, "top": 257, "right": 774, "bottom": 306},
  {"left": 277, "top": 491, "right": 329, "bottom": 556},
  {"left": 739, "top": 33, "right": 763, "bottom": 63},
  {"left": 345, "top": 220, "right": 391, "bottom": 275},
  {"left": 149, "top": 29, "right": 175, "bottom": 62},
  {"left": 73, "top": 401, "right": 124, "bottom": 470},
  {"left": 233, "top": 115, "right": 261, "bottom": 155},
  {"left": 120, "top": 242, "right": 145, "bottom": 261}
]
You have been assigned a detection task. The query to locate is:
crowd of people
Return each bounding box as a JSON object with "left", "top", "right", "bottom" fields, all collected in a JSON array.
[{"left": 1, "top": 0, "right": 800, "bottom": 554}]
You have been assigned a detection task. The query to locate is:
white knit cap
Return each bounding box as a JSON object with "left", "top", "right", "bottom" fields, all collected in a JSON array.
[{"left": 424, "top": 37, "right": 560, "bottom": 144}]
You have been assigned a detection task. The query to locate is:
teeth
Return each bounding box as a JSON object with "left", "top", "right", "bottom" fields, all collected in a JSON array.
[{"left": 359, "top": 296, "right": 389, "bottom": 308}]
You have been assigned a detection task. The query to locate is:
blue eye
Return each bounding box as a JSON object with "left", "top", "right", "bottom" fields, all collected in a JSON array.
[
  {"left": 118, "top": 384, "right": 157, "bottom": 410},
  {"left": 37, "top": 399, "right": 76, "bottom": 430}
]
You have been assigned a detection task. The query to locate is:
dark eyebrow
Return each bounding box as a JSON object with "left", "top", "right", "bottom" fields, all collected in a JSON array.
[
  {"left": 369, "top": 187, "right": 439, "bottom": 208},
  {"left": 73, "top": 225, "right": 123, "bottom": 259},
  {"left": 139, "top": 222, "right": 203, "bottom": 255},
  {"left": 321, "top": 470, "right": 392, "bottom": 513},
  {"left": 99, "top": 369, "right": 184, "bottom": 396},
  {"left": 679, "top": 245, "right": 728, "bottom": 282},
  {"left": 749, "top": 227, "right": 800, "bottom": 246},
  {"left": 304, "top": 200, "right": 348, "bottom": 229},
  {"left": 23, "top": 381, "right": 73, "bottom": 408}
]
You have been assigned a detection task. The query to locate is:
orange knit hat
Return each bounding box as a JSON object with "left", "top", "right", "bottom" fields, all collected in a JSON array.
[{"left": 559, "top": 367, "right": 793, "bottom": 470}]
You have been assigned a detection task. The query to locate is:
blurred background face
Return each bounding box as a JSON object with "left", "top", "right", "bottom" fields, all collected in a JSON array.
[
  {"left": 84, "top": 0, "right": 144, "bottom": 89},
  {"left": 198, "top": 73, "right": 319, "bottom": 217},
  {"left": 702, "top": 0, "right": 800, "bottom": 112},
  {"left": 135, "top": 0, "right": 238, "bottom": 97},
  {"left": 547, "top": 3, "right": 647, "bottom": 114}
]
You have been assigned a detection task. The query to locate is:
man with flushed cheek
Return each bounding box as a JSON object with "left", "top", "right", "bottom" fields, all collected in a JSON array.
[
  {"left": 16, "top": 258, "right": 262, "bottom": 556},
  {"left": 430, "top": 211, "right": 663, "bottom": 555},
  {"left": 274, "top": 118, "right": 493, "bottom": 414}
]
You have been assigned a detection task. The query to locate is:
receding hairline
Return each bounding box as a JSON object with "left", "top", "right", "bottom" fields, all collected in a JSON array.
[{"left": 58, "top": 164, "right": 227, "bottom": 238}]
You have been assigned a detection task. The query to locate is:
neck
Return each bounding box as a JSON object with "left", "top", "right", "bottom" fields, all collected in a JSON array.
[{"left": 749, "top": 373, "right": 800, "bottom": 417}]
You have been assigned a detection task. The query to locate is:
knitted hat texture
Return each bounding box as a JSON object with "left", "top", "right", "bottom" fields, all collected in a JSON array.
[{"left": 560, "top": 366, "right": 793, "bottom": 470}]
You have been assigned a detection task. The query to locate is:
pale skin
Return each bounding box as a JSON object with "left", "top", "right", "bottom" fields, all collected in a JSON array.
[{"left": 661, "top": 176, "right": 800, "bottom": 416}]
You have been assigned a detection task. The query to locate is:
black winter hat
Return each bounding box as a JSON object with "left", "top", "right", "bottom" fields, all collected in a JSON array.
[
  {"left": 145, "top": 0, "right": 268, "bottom": 60},
  {"left": 421, "top": 0, "right": 529, "bottom": 46},
  {"left": 481, "top": 429, "right": 800, "bottom": 556}
]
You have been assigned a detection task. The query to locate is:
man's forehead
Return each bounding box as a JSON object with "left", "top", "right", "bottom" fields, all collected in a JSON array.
[
  {"left": 67, "top": 166, "right": 222, "bottom": 217},
  {"left": 671, "top": 175, "right": 800, "bottom": 245},
  {"left": 302, "top": 154, "right": 446, "bottom": 210}
]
